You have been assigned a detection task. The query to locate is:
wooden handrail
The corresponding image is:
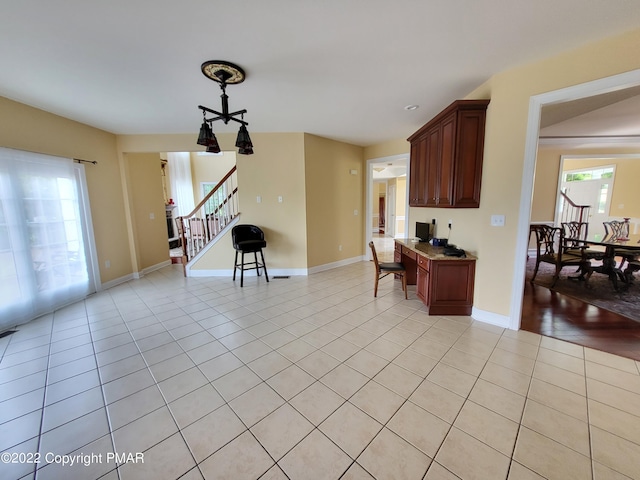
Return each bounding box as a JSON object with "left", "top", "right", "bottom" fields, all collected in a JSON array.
[
  {"left": 560, "top": 190, "right": 591, "bottom": 225},
  {"left": 175, "top": 165, "right": 239, "bottom": 270},
  {"left": 560, "top": 191, "right": 590, "bottom": 209},
  {"left": 184, "top": 165, "right": 237, "bottom": 218}
]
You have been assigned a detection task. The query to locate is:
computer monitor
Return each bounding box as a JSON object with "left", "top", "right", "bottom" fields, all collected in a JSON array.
[{"left": 415, "top": 222, "right": 432, "bottom": 242}]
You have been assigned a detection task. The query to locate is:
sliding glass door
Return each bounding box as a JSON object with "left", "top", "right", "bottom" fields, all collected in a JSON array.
[{"left": 0, "top": 148, "right": 97, "bottom": 329}]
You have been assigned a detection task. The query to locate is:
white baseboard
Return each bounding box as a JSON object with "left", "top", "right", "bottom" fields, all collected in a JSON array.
[
  {"left": 186, "top": 256, "right": 365, "bottom": 278},
  {"left": 141, "top": 260, "right": 171, "bottom": 276},
  {"left": 100, "top": 273, "right": 136, "bottom": 290},
  {"left": 99, "top": 260, "right": 171, "bottom": 289},
  {"left": 307, "top": 256, "right": 365, "bottom": 275},
  {"left": 187, "top": 267, "right": 309, "bottom": 278},
  {"left": 471, "top": 307, "right": 512, "bottom": 329}
]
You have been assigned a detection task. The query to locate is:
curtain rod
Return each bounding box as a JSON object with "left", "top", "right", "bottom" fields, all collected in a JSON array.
[{"left": 74, "top": 158, "right": 98, "bottom": 165}]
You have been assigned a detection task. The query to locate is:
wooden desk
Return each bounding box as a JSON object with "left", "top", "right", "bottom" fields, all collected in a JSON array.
[{"left": 395, "top": 239, "right": 477, "bottom": 315}]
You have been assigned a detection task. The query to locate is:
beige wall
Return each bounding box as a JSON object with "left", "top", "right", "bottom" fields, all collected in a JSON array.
[
  {"left": 304, "top": 134, "right": 364, "bottom": 267},
  {"left": 190, "top": 151, "right": 237, "bottom": 206},
  {"left": 533, "top": 146, "right": 640, "bottom": 222},
  {"left": 123, "top": 153, "right": 170, "bottom": 271},
  {"left": 118, "top": 133, "right": 310, "bottom": 272},
  {"left": 0, "top": 96, "right": 132, "bottom": 284},
  {"left": 366, "top": 27, "right": 640, "bottom": 319},
  {"left": 464, "top": 28, "right": 640, "bottom": 317}
]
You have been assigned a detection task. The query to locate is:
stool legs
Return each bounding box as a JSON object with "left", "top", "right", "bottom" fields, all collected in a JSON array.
[
  {"left": 233, "top": 251, "right": 239, "bottom": 281},
  {"left": 233, "top": 248, "right": 269, "bottom": 287},
  {"left": 260, "top": 249, "right": 269, "bottom": 283}
]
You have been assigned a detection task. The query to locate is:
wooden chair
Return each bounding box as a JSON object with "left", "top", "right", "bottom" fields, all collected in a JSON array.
[
  {"left": 368, "top": 241, "right": 407, "bottom": 299},
  {"left": 603, "top": 220, "right": 626, "bottom": 238},
  {"left": 530, "top": 224, "right": 589, "bottom": 287},
  {"left": 561, "top": 221, "right": 605, "bottom": 261},
  {"left": 603, "top": 220, "right": 636, "bottom": 270}
]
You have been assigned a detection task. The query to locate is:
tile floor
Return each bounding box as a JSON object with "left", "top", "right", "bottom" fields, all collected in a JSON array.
[{"left": 1, "top": 261, "right": 640, "bottom": 480}]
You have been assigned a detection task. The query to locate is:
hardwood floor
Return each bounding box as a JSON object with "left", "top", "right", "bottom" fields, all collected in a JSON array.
[{"left": 521, "top": 281, "right": 640, "bottom": 361}]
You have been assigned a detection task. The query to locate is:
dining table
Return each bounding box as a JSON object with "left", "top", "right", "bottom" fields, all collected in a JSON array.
[{"left": 566, "top": 232, "right": 640, "bottom": 290}]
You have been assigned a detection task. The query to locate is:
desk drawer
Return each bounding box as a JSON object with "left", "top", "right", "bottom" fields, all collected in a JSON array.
[
  {"left": 402, "top": 246, "right": 417, "bottom": 260},
  {"left": 417, "top": 256, "right": 429, "bottom": 270}
]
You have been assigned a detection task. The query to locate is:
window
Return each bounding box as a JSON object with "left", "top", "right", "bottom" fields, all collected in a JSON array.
[
  {"left": 202, "top": 182, "right": 227, "bottom": 216},
  {"left": 0, "top": 148, "right": 97, "bottom": 328},
  {"left": 563, "top": 167, "right": 614, "bottom": 182}
]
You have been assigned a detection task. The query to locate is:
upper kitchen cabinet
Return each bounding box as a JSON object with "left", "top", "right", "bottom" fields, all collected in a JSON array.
[{"left": 408, "top": 99, "right": 489, "bottom": 208}]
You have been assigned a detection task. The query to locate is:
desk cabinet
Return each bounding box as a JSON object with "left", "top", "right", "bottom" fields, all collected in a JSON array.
[
  {"left": 397, "top": 241, "right": 475, "bottom": 315},
  {"left": 408, "top": 99, "right": 489, "bottom": 208}
]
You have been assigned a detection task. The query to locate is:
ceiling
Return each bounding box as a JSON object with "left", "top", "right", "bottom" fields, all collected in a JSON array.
[
  {"left": 540, "top": 87, "right": 640, "bottom": 147},
  {"left": 2, "top": 1, "right": 640, "bottom": 147}
]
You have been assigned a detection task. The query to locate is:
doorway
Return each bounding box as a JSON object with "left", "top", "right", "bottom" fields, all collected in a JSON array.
[
  {"left": 365, "top": 155, "right": 408, "bottom": 260},
  {"left": 511, "top": 68, "right": 640, "bottom": 331}
]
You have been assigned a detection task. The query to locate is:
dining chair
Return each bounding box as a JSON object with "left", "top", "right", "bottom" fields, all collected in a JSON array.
[
  {"left": 561, "top": 221, "right": 605, "bottom": 261},
  {"left": 530, "top": 224, "right": 589, "bottom": 287},
  {"left": 368, "top": 241, "right": 407, "bottom": 299},
  {"left": 603, "top": 220, "right": 626, "bottom": 238},
  {"left": 603, "top": 220, "right": 636, "bottom": 270}
]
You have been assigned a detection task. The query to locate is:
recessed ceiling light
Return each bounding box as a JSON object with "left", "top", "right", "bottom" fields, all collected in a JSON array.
[{"left": 404, "top": 104, "right": 419, "bottom": 111}]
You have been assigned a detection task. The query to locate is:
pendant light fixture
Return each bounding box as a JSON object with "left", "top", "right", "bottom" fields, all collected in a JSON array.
[{"left": 197, "top": 60, "right": 253, "bottom": 155}]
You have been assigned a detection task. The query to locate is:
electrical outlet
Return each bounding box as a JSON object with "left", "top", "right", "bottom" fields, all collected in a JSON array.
[{"left": 338, "top": 245, "right": 342, "bottom": 251}]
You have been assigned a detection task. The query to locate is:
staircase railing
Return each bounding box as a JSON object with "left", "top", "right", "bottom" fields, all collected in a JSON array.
[
  {"left": 176, "top": 166, "right": 239, "bottom": 263},
  {"left": 559, "top": 190, "right": 591, "bottom": 224}
]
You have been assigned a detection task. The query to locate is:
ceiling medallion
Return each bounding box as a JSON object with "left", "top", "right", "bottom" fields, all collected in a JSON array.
[{"left": 196, "top": 60, "right": 253, "bottom": 155}]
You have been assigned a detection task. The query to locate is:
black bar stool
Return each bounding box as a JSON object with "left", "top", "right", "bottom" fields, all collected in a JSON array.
[{"left": 232, "top": 225, "right": 269, "bottom": 287}]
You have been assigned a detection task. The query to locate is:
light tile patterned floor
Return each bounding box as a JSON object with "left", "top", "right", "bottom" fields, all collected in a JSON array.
[{"left": 1, "top": 261, "right": 640, "bottom": 480}]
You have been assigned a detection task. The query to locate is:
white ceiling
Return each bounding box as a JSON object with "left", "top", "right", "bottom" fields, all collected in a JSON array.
[
  {"left": 2, "top": 1, "right": 640, "bottom": 147},
  {"left": 540, "top": 87, "right": 640, "bottom": 147}
]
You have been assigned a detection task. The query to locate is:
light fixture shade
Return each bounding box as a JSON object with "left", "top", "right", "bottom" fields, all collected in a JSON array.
[
  {"left": 235, "top": 125, "right": 253, "bottom": 155},
  {"left": 206, "top": 135, "right": 221, "bottom": 154},
  {"left": 197, "top": 122, "right": 213, "bottom": 146}
]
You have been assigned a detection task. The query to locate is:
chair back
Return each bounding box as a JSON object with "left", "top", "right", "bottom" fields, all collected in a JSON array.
[
  {"left": 189, "top": 218, "right": 206, "bottom": 239},
  {"left": 232, "top": 224, "right": 266, "bottom": 249},
  {"left": 175, "top": 217, "right": 184, "bottom": 235},
  {"left": 532, "top": 224, "right": 561, "bottom": 260},
  {"left": 561, "top": 221, "right": 588, "bottom": 248},
  {"left": 368, "top": 241, "right": 381, "bottom": 272},
  {"left": 603, "top": 220, "right": 626, "bottom": 238}
]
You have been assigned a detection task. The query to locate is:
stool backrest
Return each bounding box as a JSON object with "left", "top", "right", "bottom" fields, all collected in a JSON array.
[{"left": 232, "top": 224, "right": 265, "bottom": 248}]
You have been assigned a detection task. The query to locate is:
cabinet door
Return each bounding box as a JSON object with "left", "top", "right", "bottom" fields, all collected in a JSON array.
[
  {"left": 437, "top": 113, "right": 457, "bottom": 207},
  {"left": 409, "top": 135, "right": 427, "bottom": 206},
  {"left": 452, "top": 109, "right": 486, "bottom": 208},
  {"left": 428, "top": 260, "right": 475, "bottom": 315},
  {"left": 416, "top": 256, "right": 430, "bottom": 303},
  {"left": 416, "top": 266, "right": 429, "bottom": 303},
  {"left": 424, "top": 126, "right": 440, "bottom": 207}
]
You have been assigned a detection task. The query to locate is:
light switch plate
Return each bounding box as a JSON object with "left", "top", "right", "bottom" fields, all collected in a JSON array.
[{"left": 490, "top": 214, "right": 505, "bottom": 227}]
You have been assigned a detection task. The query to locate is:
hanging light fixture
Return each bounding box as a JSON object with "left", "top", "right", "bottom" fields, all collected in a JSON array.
[{"left": 197, "top": 60, "right": 253, "bottom": 155}]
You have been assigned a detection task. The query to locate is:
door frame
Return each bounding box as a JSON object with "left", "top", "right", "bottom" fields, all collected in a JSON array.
[
  {"left": 365, "top": 154, "right": 409, "bottom": 260},
  {"left": 511, "top": 68, "right": 640, "bottom": 330},
  {"left": 387, "top": 183, "right": 397, "bottom": 237}
]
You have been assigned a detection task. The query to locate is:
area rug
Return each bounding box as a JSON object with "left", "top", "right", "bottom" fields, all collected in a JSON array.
[{"left": 525, "top": 258, "right": 640, "bottom": 322}]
